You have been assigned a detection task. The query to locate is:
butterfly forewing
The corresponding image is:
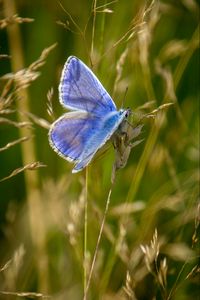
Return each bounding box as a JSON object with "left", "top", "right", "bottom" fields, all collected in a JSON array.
[{"left": 59, "top": 56, "right": 117, "bottom": 115}]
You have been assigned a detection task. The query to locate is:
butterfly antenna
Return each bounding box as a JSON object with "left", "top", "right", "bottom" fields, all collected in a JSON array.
[{"left": 120, "top": 86, "right": 129, "bottom": 109}]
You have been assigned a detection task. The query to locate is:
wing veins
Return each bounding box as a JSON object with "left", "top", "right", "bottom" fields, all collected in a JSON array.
[{"left": 70, "top": 75, "right": 109, "bottom": 112}]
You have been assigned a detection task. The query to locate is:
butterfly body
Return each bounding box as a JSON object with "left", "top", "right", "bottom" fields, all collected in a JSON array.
[{"left": 49, "top": 56, "right": 129, "bottom": 173}]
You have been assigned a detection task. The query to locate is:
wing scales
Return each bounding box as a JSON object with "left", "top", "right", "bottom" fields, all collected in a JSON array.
[{"left": 59, "top": 56, "right": 116, "bottom": 115}]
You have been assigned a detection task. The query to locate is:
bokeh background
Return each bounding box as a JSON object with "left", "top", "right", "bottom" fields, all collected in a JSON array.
[{"left": 0, "top": 0, "right": 199, "bottom": 299}]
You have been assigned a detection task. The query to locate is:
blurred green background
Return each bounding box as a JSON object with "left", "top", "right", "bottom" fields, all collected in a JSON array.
[{"left": 0, "top": 0, "right": 199, "bottom": 299}]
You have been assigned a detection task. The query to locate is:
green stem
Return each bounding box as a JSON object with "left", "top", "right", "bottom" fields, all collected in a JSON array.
[
  {"left": 174, "top": 24, "right": 199, "bottom": 90},
  {"left": 91, "top": 0, "right": 97, "bottom": 58},
  {"left": 4, "top": 0, "right": 49, "bottom": 292},
  {"left": 84, "top": 167, "right": 89, "bottom": 296},
  {"left": 83, "top": 184, "right": 113, "bottom": 300}
]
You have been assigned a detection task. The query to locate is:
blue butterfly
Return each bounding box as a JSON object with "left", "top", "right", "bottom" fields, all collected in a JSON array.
[{"left": 49, "top": 56, "right": 130, "bottom": 173}]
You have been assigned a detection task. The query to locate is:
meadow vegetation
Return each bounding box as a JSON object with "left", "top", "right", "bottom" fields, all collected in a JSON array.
[{"left": 0, "top": 0, "right": 199, "bottom": 299}]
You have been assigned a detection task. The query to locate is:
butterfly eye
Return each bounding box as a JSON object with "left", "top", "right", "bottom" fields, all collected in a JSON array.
[{"left": 125, "top": 108, "right": 131, "bottom": 118}]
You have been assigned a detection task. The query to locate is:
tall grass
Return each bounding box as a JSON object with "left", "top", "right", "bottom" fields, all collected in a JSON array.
[{"left": 0, "top": 0, "right": 199, "bottom": 299}]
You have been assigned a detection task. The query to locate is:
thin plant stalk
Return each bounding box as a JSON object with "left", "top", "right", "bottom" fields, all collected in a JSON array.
[
  {"left": 99, "top": 0, "right": 107, "bottom": 56},
  {"left": 98, "top": 237, "right": 120, "bottom": 296},
  {"left": 126, "top": 119, "right": 160, "bottom": 204},
  {"left": 126, "top": 24, "right": 199, "bottom": 205},
  {"left": 83, "top": 183, "right": 113, "bottom": 300},
  {"left": 173, "top": 25, "right": 199, "bottom": 130},
  {"left": 91, "top": 0, "right": 97, "bottom": 59},
  {"left": 83, "top": 167, "right": 89, "bottom": 296},
  {"left": 3, "top": 0, "right": 49, "bottom": 292},
  {"left": 174, "top": 25, "right": 199, "bottom": 91}
]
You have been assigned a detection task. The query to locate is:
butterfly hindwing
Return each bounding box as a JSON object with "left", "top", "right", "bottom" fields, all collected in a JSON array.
[
  {"left": 72, "top": 110, "right": 128, "bottom": 172},
  {"left": 49, "top": 110, "right": 128, "bottom": 172},
  {"left": 49, "top": 111, "right": 102, "bottom": 163}
]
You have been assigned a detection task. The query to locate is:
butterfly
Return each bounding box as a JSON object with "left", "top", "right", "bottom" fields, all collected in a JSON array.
[{"left": 48, "top": 56, "right": 130, "bottom": 173}]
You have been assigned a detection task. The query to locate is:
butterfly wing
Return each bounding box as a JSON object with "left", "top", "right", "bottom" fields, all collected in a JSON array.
[
  {"left": 49, "top": 110, "right": 128, "bottom": 173},
  {"left": 72, "top": 110, "right": 128, "bottom": 173},
  {"left": 59, "top": 56, "right": 116, "bottom": 115},
  {"left": 48, "top": 111, "right": 102, "bottom": 163},
  {"left": 49, "top": 56, "right": 128, "bottom": 173}
]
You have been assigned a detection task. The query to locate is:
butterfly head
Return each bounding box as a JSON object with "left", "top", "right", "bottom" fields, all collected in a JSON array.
[{"left": 119, "top": 108, "right": 131, "bottom": 119}]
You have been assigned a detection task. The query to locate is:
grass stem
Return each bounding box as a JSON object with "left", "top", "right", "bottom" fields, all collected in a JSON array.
[
  {"left": 3, "top": 0, "right": 49, "bottom": 292},
  {"left": 83, "top": 167, "right": 89, "bottom": 296}
]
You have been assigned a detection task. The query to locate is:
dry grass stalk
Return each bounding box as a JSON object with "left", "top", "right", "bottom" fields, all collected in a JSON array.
[
  {"left": 185, "top": 265, "right": 200, "bottom": 280},
  {"left": 157, "top": 257, "right": 168, "bottom": 290},
  {"left": 101, "top": 1, "right": 155, "bottom": 61},
  {"left": 0, "top": 14, "right": 34, "bottom": 29},
  {"left": 2, "top": 69, "right": 39, "bottom": 89},
  {"left": 0, "top": 109, "right": 16, "bottom": 114},
  {"left": 1, "top": 43, "right": 57, "bottom": 92},
  {"left": 155, "top": 61, "right": 177, "bottom": 102},
  {"left": 115, "top": 223, "right": 128, "bottom": 261},
  {"left": 56, "top": 20, "right": 70, "bottom": 31},
  {"left": 136, "top": 100, "right": 156, "bottom": 111},
  {"left": 192, "top": 202, "right": 200, "bottom": 248},
  {"left": 113, "top": 47, "right": 129, "bottom": 98},
  {"left": 95, "top": 0, "right": 117, "bottom": 13},
  {"left": 29, "top": 43, "right": 57, "bottom": 72},
  {"left": 0, "top": 259, "right": 12, "bottom": 273},
  {"left": 158, "top": 39, "right": 188, "bottom": 63},
  {"left": 0, "top": 161, "right": 46, "bottom": 182},
  {"left": 140, "top": 229, "right": 159, "bottom": 273},
  {"left": 123, "top": 271, "right": 137, "bottom": 300},
  {"left": 0, "top": 54, "right": 11, "bottom": 59},
  {"left": 47, "top": 87, "right": 54, "bottom": 119},
  {"left": 110, "top": 201, "right": 145, "bottom": 216},
  {"left": 0, "top": 117, "right": 32, "bottom": 128},
  {"left": 2, "top": 245, "right": 25, "bottom": 290},
  {"left": 141, "top": 102, "right": 173, "bottom": 121},
  {"left": 0, "top": 291, "right": 50, "bottom": 299},
  {"left": 66, "top": 183, "right": 86, "bottom": 246},
  {"left": 20, "top": 111, "right": 50, "bottom": 129},
  {"left": 0, "top": 79, "right": 15, "bottom": 110},
  {"left": 0, "top": 136, "right": 30, "bottom": 152}
]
